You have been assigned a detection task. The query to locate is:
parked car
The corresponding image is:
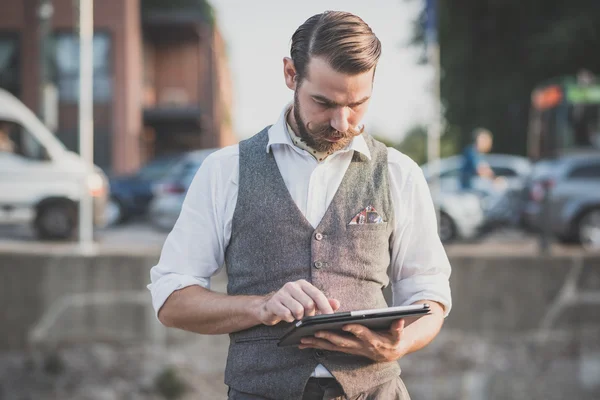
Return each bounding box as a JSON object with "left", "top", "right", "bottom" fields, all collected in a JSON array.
[
  {"left": 421, "top": 154, "right": 532, "bottom": 242},
  {"left": 148, "top": 148, "right": 218, "bottom": 231},
  {"left": 106, "top": 153, "right": 183, "bottom": 225},
  {"left": 432, "top": 190, "right": 484, "bottom": 242},
  {"left": 0, "top": 88, "right": 108, "bottom": 240},
  {"left": 521, "top": 152, "right": 600, "bottom": 248}
]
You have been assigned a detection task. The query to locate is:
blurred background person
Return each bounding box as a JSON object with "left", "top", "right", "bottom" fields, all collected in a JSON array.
[
  {"left": 459, "top": 127, "right": 495, "bottom": 191},
  {"left": 0, "top": 121, "right": 15, "bottom": 153}
]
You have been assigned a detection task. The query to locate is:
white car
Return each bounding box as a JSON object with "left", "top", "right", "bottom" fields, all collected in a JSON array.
[
  {"left": 421, "top": 154, "right": 531, "bottom": 242},
  {"left": 0, "top": 88, "right": 108, "bottom": 240},
  {"left": 432, "top": 190, "right": 484, "bottom": 242}
]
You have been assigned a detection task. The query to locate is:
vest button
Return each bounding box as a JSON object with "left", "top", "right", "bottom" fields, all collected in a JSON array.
[
  {"left": 314, "top": 261, "right": 323, "bottom": 269},
  {"left": 315, "top": 232, "right": 324, "bottom": 241},
  {"left": 314, "top": 350, "right": 325, "bottom": 359}
]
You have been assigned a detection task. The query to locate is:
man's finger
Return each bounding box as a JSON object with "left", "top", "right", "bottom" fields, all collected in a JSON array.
[
  {"left": 343, "top": 324, "right": 377, "bottom": 343},
  {"left": 389, "top": 319, "right": 405, "bottom": 343},
  {"left": 279, "top": 295, "right": 306, "bottom": 321},
  {"left": 313, "top": 331, "right": 361, "bottom": 349},
  {"left": 299, "top": 338, "right": 359, "bottom": 355},
  {"left": 298, "top": 281, "right": 334, "bottom": 314},
  {"left": 329, "top": 299, "right": 341, "bottom": 311},
  {"left": 286, "top": 283, "right": 318, "bottom": 317},
  {"left": 267, "top": 298, "right": 296, "bottom": 323}
]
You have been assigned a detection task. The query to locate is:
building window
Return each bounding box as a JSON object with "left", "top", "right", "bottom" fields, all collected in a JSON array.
[
  {"left": 0, "top": 35, "right": 20, "bottom": 97},
  {"left": 54, "top": 33, "right": 112, "bottom": 103}
]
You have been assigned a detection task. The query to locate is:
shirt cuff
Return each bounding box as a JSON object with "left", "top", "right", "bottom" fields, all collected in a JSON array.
[
  {"left": 391, "top": 274, "right": 452, "bottom": 317},
  {"left": 147, "top": 274, "right": 210, "bottom": 320}
]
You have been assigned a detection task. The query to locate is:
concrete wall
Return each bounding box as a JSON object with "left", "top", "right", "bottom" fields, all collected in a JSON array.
[
  {"left": 1, "top": 249, "right": 599, "bottom": 399},
  {"left": 404, "top": 254, "right": 600, "bottom": 400},
  {"left": 0, "top": 249, "right": 198, "bottom": 351}
]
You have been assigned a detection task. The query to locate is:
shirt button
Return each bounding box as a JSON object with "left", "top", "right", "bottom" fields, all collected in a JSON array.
[
  {"left": 314, "top": 261, "right": 323, "bottom": 269},
  {"left": 315, "top": 233, "right": 324, "bottom": 241}
]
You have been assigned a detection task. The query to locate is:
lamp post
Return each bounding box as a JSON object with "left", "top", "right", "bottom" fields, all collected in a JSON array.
[
  {"left": 78, "top": 0, "right": 94, "bottom": 250},
  {"left": 426, "top": 0, "right": 442, "bottom": 224}
]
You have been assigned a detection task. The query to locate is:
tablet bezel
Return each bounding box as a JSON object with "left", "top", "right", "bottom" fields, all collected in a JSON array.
[{"left": 277, "top": 304, "right": 431, "bottom": 347}]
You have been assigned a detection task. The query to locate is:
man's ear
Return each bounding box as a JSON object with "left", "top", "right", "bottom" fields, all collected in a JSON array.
[{"left": 283, "top": 57, "right": 297, "bottom": 90}]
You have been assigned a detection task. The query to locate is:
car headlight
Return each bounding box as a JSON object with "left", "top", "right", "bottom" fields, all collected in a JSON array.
[{"left": 87, "top": 173, "right": 107, "bottom": 197}]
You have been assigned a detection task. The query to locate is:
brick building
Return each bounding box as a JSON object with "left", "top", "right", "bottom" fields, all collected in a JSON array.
[{"left": 0, "top": 0, "right": 235, "bottom": 174}]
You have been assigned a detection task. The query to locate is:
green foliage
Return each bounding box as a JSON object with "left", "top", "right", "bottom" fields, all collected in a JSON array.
[
  {"left": 396, "top": 125, "right": 460, "bottom": 165},
  {"left": 154, "top": 366, "right": 188, "bottom": 400},
  {"left": 409, "top": 0, "right": 600, "bottom": 156},
  {"left": 397, "top": 125, "right": 427, "bottom": 165}
]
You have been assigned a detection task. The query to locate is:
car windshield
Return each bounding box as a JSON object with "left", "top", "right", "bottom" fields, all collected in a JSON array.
[{"left": 137, "top": 156, "right": 180, "bottom": 181}]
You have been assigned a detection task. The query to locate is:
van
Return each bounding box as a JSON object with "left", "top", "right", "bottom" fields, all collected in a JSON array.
[{"left": 0, "top": 88, "right": 108, "bottom": 240}]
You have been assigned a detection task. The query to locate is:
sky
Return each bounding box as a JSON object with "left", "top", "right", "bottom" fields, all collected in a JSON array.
[{"left": 209, "top": 0, "right": 434, "bottom": 143}]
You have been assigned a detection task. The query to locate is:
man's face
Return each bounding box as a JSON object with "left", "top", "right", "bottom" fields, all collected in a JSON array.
[
  {"left": 285, "top": 56, "right": 374, "bottom": 153},
  {"left": 476, "top": 133, "right": 493, "bottom": 153}
]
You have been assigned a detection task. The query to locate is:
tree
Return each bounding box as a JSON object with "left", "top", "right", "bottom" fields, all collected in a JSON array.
[
  {"left": 409, "top": 0, "right": 600, "bottom": 156},
  {"left": 396, "top": 124, "right": 460, "bottom": 165}
]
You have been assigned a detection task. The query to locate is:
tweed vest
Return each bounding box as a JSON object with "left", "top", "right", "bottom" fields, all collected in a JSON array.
[{"left": 224, "top": 128, "right": 400, "bottom": 399}]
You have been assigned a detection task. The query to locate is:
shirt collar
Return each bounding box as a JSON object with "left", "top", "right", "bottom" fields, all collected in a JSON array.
[{"left": 266, "top": 104, "right": 372, "bottom": 160}]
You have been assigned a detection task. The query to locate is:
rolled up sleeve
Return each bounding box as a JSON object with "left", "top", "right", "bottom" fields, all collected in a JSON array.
[
  {"left": 388, "top": 150, "right": 452, "bottom": 316},
  {"left": 147, "top": 147, "right": 238, "bottom": 319}
]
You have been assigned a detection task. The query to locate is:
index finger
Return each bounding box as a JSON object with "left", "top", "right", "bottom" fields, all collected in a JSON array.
[
  {"left": 298, "top": 281, "right": 334, "bottom": 314},
  {"left": 390, "top": 319, "right": 405, "bottom": 342}
]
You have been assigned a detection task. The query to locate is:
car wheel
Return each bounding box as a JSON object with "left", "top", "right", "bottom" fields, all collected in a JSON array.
[
  {"left": 439, "top": 212, "right": 457, "bottom": 243},
  {"left": 105, "top": 197, "right": 124, "bottom": 226},
  {"left": 578, "top": 209, "right": 600, "bottom": 250},
  {"left": 35, "top": 201, "right": 76, "bottom": 240}
]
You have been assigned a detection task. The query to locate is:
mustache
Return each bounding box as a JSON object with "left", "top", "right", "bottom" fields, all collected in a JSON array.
[{"left": 305, "top": 123, "right": 364, "bottom": 139}]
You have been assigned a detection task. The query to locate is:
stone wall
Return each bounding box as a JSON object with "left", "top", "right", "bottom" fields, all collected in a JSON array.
[{"left": 1, "top": 248, "right": 599, "bottom": 399}]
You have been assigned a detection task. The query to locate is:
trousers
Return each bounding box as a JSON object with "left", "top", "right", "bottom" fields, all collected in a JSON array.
[{"left": 227, "top": 376, "right": 411, "bottom": 400}]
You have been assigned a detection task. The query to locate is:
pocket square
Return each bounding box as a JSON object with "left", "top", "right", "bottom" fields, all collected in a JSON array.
[{"left": 349, "top": 205, "right": 384, "bottom": 225}]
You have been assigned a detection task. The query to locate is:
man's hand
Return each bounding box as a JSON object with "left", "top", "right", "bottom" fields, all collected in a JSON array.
[
  {"left": 298, "top": 319, "right": 406, "bottom": 363},
  {"left": 256, "top": 279, "right": 340, "bottom": 326}
]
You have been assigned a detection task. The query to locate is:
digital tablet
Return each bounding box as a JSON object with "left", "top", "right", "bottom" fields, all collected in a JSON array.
[{"left": 277, "top": 303, "right": 431, "bottom": 347}]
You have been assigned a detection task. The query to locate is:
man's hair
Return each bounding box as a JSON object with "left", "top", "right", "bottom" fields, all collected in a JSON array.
[
  {"left": 290, "top": 11, "right": 382, "bottom": 84},
  {"left": 472, "top": 127, "right": 492, "bottom": 141}
]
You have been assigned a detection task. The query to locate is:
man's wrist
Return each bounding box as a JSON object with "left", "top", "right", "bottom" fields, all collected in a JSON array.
[{"left": 245, "top": 294, "right": 268, "bottom": 325}]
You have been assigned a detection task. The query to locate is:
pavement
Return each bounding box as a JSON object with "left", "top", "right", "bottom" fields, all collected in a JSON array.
[{"left": 0, "top": 219, "right": 594, "bottom": 257}]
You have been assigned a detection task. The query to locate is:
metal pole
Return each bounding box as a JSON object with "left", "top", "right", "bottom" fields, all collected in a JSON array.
[
  {"left": 539, "top": 183, "right": 552, "bottom": 255},
  {"left": 78, "top": 0, "right": 94, "bottom": 249},
  {"left": 38, "top": 0, "right": 53, "bottom": 124},
  {"left": 427, "top": 42, "right": 442, "bottom": 224},
  {"left": 425, "top": 0, "right": 442, "bottom": 225}
]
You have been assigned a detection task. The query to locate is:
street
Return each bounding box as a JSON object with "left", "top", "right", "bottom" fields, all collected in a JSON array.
[{"left": 0, "top": 219, "right": 593, "bottom": 257}]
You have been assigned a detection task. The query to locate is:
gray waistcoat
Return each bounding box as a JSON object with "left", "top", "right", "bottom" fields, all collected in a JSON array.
[{"left": 224, "top": 128, "right": 400, "bottom": 399}]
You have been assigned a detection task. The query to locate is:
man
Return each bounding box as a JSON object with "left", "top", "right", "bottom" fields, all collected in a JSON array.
[
  {"left": 459, "top": 128, "right": 495, "bottom": 191},
  {"left": 0, "top": 122, "right": 15, "bottom": 153},
  {"left": 149, "top": 11, "right": 451, "bottom": 400}
]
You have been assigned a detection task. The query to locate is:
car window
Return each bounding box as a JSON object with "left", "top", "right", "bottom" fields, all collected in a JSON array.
[
  {"left": 0, "top": 120, "right": 48, "bottom": 161},
  {"left": 568, "top": 163, "right": 600, "bottom": 179},
  {"left": 439, "top": 168, "right": 460, "bottom": 179},
  {"left": 491, "top": 166, "right": 518, "bottom": 177}
]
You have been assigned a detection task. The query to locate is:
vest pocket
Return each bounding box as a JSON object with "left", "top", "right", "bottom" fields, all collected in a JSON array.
[
  {"left": 346, "top": 222, "right": 389, "bottom": 232},
  {"left": 234, "top": 336, "right": 279, "bottom": 344}
]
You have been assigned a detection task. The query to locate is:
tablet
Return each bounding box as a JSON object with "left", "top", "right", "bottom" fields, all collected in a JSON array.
[{"left": 277, "top": 303, "right": 431, "bottom": 347}]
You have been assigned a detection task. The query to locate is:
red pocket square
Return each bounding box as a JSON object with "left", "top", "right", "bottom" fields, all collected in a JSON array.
[{"left": 349, "top": 205, "right": 384, "bottom": 225}]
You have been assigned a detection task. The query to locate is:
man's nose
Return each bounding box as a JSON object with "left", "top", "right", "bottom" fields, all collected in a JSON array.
[{"left": 330, "top": 107, "right": 350, "bottom": 133}]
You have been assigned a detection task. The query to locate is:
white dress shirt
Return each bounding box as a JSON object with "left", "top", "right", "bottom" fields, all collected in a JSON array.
[{"left": 148, "top": 105, "right": 452, "bottom": 378}]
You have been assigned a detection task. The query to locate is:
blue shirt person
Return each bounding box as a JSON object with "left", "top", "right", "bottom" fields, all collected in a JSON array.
[{"left": 459, "top": 128, "right": 495, "bottom": 190}]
